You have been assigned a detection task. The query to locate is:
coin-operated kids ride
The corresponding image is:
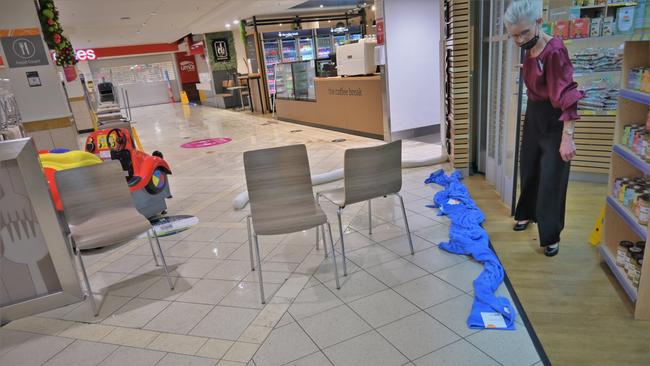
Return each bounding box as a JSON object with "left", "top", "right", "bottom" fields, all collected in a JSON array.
[{"left": 83, "top": 128, "right": 172, "bottom": 218}]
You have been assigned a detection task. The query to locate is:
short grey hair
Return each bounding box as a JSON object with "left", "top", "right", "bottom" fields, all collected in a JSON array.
[{"left": 504, "top": 0, "right": 543, "bottom": 26}]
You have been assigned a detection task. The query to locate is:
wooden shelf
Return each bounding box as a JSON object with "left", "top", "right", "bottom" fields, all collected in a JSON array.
[
  {"left": 599, "top": 244, "right": 638, "bottom": 302},
  {"left": 612, "top": 144, "right": 650, "bottom": 175},
  {"left": 602, "top": 40, "right": 650, "bottom": 320},
  {"left": 619, "top": 89, "right": 650, "bottom": 106},
  {"left": 606, "top": 195, "right": 647, "bottom": 240}
]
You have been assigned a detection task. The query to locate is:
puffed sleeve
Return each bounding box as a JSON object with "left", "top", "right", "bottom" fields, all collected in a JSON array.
[{"left": 545, "top": 47, "right": 584, "bottom": 121}]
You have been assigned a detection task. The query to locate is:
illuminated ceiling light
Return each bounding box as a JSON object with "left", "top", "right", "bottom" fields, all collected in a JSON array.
[
  {"left": 320, "top": 4, "right": 323, "bottom": 7},
  {"left": 279, "top": 23, "right": 283, "bottom": 26},
  {"left": 225, "top": 23, "right": 231, "bottom": 28},
  {"left": 328, "top": 20, "right": 331, "bottom": 23},
  {"left": 372, "top": 5, "right": 376, "bottom": 10},
  {"left": 233, "top": 19, "right": 240, "bottom": 24},
  {"left": 363, "top": 2, "right": 367, "bottom": 6}
]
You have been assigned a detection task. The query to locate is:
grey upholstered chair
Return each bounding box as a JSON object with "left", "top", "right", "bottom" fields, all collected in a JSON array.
[
  {"left": 55, "top": 160, "right": 174, "bottom": 316},
  {"left": 244, "top": 144, "right": 340, "bottom": 304},
  {"left": 317, "top": 140, "right": 414, "bottom": 275}
]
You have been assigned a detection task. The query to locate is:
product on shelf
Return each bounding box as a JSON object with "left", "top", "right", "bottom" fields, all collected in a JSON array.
[
  {"left": 627, "top": 67, "right": 650, "bottom": 92},
  {"left": 616, "top": 239, "right": 645, "bottom": 288},
  {"left": 616, "top": 6, "right": 636, "bottom": 34},
  {"left": 578, "top": 79, "right": 619, "bottom": 111},
  {"left": 602, "top": 16, "right": 615, "bottom": 36},
  {"left": 554, "top": 20, "right": 571, "bottom": 39},
  {"left": 571, "top": 47, "right": 622, "bottom": 73},
  {"left": 613, "top": 175, "right": 650, "bottom": 225},
  {"left": 621, "top": 123, "right": 650, "bottom": 160},
  {"left": 590, "top": 17, "right": 603, "bottom": 37},
  {"left": 571, "top": 18, "right": 591, "bottom": 38}
]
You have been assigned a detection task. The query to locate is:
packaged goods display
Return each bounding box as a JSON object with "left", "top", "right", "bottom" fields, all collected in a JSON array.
[
  {"left": 612, "top": 175, "right": 650, "bottom": 225},
  {"left": 627, "top": 67, "right": 650, "bottom": 92},
  {"left": 571, "top": 47, "right": 623, "bottom": 73},
  {"left": 577, "top": 79, "right": 619, "bottom": 111},
  {"left": 616, "top": 239, "right": 645, "bottom": 288}
]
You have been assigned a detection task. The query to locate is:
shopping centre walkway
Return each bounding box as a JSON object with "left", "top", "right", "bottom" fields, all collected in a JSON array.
[{"left": 0, "top": 104, "right": 543, "bottom": 366}]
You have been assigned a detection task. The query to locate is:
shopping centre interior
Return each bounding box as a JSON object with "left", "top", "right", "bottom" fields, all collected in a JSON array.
[{"left": 1, "top": 0, "right": 650, "bottom": 365}]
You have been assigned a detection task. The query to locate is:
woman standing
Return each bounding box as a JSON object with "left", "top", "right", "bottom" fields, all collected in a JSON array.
[{"left": 505, "top": 0, "right": 584, "bottom": 257}]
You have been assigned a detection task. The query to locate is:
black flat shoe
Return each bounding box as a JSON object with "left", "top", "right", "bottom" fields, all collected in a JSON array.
[
  {"left": 513, "top": 221, "right": 529, "bottom": 231},
  {"left": 544, "top": 243, "right": 559, "bottom": 257}
]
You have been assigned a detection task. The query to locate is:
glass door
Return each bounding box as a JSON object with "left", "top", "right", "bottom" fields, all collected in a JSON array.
[
  {"left": 262, "top": 39, "right": 280, "bottom": 94},
  {"left": 299, "top": 38, "right": 315, "bottom": 61},
  {"left": 316, "top": 36, "right": 333, "bottom": 59},
  {"left": 281, "top": 39, "right": 298, "bottom": 62},
  {"left": 484, "top": 0, "right": 520, "bottom": 208}
]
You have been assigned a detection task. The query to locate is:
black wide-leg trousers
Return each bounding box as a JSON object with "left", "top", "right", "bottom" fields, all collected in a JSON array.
[{"left": 514, "top": 100, "right": 571, "bottom": 247}]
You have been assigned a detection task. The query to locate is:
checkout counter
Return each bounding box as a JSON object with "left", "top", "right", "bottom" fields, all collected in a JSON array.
[{"left": 274, "top": 39, "right": 384, "bottom": 139}]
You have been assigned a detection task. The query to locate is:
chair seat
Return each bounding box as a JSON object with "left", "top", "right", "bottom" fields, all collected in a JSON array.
[
  {"left": 319, "top": 188, "right": 346, "bottom": 207},
  {"left": 252, "top": 203, "right": 328, "bottom": 236},
  {"left": 71, "top": 208, "right": 151, "bottom": 250}
]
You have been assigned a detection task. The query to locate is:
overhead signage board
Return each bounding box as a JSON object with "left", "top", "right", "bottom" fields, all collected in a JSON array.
[{"left": 1, "top": 35, "right": 50, "bottom": 68}]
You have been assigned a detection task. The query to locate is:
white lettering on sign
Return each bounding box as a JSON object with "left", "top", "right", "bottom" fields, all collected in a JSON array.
[
  {"left": 179, "top": 60, "right": 196, "bottom": 72},
  {"left": 52, "top": 49, "right": 97, "bottom": 61},
  {"left": 278, "top": 32, "right": 299, "bottom": 38}
]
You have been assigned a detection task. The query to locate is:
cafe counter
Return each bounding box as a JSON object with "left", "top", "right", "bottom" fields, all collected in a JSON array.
[{"left": 275, "top": 75, "right": 384, "bottom": 139}]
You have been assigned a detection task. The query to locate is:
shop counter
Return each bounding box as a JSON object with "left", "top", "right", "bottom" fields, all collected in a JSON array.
[{"left": 275, "top": 75, "right": 384, "bottom": 139}]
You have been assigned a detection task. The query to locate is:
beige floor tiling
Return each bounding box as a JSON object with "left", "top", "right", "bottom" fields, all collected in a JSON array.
[
  {"left": 146, "top": 332, "right": 208, "bottom": 355},
  {"left": 222, "top": 341, "right": 260, "bottom": 363},
  {"left": 58, "top": 323, "right": 117, "bottom": 342},
  {"left": 3, "top": 316, "right": 74, "bottom": 336},
  {"left": 101, "top": 327, "right": 160, "bottom": 348},
  {"left": 196, "top": 338, "right": 234, "bottom": 360}
]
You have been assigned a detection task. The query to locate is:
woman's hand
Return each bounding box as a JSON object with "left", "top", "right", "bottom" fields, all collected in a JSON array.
[{"left": 559, "top": 133, "right": 577, "bottom": 162}]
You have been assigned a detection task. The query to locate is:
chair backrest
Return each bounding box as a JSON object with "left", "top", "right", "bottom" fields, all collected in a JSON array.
[
  {"left": 343, "top": 140, "right": 402, "bottom": 205},
  {"left": 243, "top": 144, "right": 316, "bottom": 224},
  {"left": 55, "top": 160, "right": 136, "bottom": 226}
]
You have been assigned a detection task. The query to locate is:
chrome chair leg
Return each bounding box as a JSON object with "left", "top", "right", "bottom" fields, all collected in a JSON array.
[
  {"left": 254, "top": 234, "right": 265, "bottom": 304},
  {"left": 336, "top": 208, "right": 348, "bottom": 276},
  {"left": 326, "top": 223, "right": 341, "bottom": 290},
  {"left": 396, "top": 193, "right": 415, "bottom": 255},
  {"left": 246, "top": 215, "right": 255, "bottom": 271},
  {"left": 315, "top": 225, "right": 320, "bottom": 251},
  {"left": 368, "top": 199, "right": 372, "bottom": 235},
  {"left": 151, "top": 229, "right": 175, "bottom": 290},
  {"left": 146, "top": 230, "right": 160, "bottom": 266},
  {"left": 75, "top": 246, "right": 98, "bottom": 316},
  {"left": 321, "top": 225, "right": 328, "bottom": 258}
]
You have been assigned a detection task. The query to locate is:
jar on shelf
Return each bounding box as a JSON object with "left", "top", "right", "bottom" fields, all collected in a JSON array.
[
  {"left": 625, "top": 185, "right": 640, "bottom": 207},
  {"left": 639, "top": 194, "right": 650, "bottom": 225},
  {"left": 628, "top": 246, "right": 644, "bottom": 274},
  {"left": 614, "top": 178, "right": 623, "bottom": 197},
  {"left": 618, "top": 240, "right": 634, "bottom": 267}
]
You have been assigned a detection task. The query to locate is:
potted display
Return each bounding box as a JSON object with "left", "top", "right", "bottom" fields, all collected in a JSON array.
[{"left": 38, "top": 0, "right": 77, "bottom": 81}]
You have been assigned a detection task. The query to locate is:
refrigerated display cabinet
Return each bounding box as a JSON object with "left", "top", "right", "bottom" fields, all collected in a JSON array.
[
  {"left": 262, "top": 39, "right": 280, "bottom": 94},
  {"left": 274, "top": 61, "right": 315, "bottom": 101},
  {"left": 274, "top": 63, "right": 295, "bottom": 100}
]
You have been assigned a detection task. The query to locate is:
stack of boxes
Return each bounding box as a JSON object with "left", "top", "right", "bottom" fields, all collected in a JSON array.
[{"left": 548, "top": 1, "right": 638, "bottom": 40}]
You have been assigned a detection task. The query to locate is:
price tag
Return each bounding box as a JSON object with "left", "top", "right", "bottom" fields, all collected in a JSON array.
[
  {"left": 480, "top": 312, "right": 507, "bottom": 329},
  {"left": 99, "top": 150, "right": 111, "bottom": 159}
]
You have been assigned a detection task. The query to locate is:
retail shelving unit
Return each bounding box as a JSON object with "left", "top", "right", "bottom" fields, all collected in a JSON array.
[
  {"left": 443, "top": 0, "right": 470, "bottom": 170},
  {"left": 603, "top": 40, "right": 650, "bottom": 320}
]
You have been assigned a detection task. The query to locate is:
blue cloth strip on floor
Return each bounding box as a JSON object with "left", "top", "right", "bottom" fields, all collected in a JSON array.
[{"left": 425, "top": 169, "right": 516, "bottom": 330}]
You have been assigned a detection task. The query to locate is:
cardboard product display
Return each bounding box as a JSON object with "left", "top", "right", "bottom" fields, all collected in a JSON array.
[
  {"left": 590, "top": 17, "right": 603, "bottom": 37},
  {"left": 616, "top": 7, "right": 636, "bottom": 34},
  {"left": 553, "top": 20, "right": 571, "bottom": 39},
  {"left": 603, "top": 17, "right": 615, "bottom": 36},
  {"left": 571, "top": 18, "right": 591, "bottom": 38}
]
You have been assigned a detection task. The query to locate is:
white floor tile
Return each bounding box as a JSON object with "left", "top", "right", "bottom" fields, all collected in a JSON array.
[
  {"left": 348, "top": 289, "right": 420, "bottom": 328},
  {"left": 323, "top": 331, "right": 408, "bottom": 366},
  {"left": 297, "top": 305, "right": 371, "bottom": 348}
]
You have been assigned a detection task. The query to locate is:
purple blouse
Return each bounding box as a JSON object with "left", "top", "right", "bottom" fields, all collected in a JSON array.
[{"left": 523, "top": 37, "right": 584, "bottom": 122}]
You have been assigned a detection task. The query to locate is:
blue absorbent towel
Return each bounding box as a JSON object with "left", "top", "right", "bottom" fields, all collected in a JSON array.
[{"left": 425, "top": 169, "right": 516, "bottom": 330}]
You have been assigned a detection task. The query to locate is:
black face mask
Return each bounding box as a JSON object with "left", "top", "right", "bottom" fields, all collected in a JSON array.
[{"left": 520, "top": 29, "right": 539, "bottom": 50}]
